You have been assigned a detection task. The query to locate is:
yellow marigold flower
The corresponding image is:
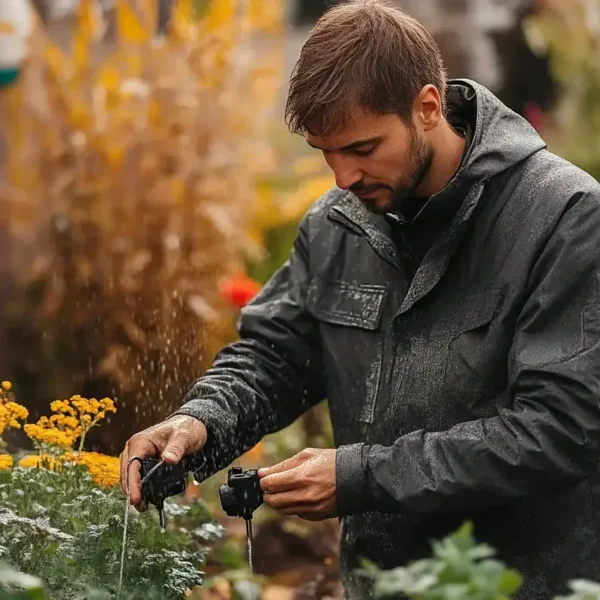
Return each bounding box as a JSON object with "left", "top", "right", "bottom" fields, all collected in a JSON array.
[
  {"left": 1, "top": 402, "right": 28, "bottom": 435},
  {"left": 101, "top": 398, "right": 116, "bottom": 413},
  {"left": 63, "top": 416, "right": 79, "bottom": 429},
  {"left": 1, "top": 381, "right": 12, "bottom": 391},
  {"left": 0, "top": 454, "right": 13, "bottom": 470},
  {"left": 19, "top": 454, "right": 62, "bottom": 471},
  {"left": 64, "top": 451, "right": 119, "bottom": 489}
]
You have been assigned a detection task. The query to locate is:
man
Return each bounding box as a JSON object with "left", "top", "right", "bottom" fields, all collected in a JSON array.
[{"left": 120, "top": 1, "right": 600, "bottom": 598}]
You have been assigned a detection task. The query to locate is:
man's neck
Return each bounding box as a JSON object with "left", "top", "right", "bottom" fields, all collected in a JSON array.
[{"left": 415, "top": 121, "right": 466, "bottom": 197}]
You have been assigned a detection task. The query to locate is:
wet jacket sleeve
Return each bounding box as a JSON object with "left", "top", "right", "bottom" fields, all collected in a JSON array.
[
  {"left": 174, "top": 220, "right": 326, "bottom": 474},
  {"left": 336, "top": 191, "right": 600, "bottom": 516}
]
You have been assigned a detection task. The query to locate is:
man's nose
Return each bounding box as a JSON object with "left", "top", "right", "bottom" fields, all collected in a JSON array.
[{"left": 329, "top": 158, "right": 362, "bottom": 191}]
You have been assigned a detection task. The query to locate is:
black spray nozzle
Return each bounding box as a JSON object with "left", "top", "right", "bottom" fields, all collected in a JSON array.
[
  {"left": 139, "top": 456, "right": 199, "bottom": 527},
  {"left": 218, "top": 466, "right": 263, "bottom": 521}
]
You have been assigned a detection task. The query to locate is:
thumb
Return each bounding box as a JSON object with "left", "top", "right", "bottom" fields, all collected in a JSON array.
[{"left": 162, "top": 432, "right": 188, "bottom": 464}]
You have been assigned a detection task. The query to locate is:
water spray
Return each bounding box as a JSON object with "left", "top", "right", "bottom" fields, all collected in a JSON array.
[
  {"left": 218, "top": 466, "right": 264, "bottom": 570},
  {"left": 121, "top": 456, "right": 264, "bottom": 582}
]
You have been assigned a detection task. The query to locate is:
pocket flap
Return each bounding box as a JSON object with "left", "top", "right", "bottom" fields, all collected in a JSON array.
[
  {"left": 306, "top": 277, "right": 386, "bottom": 330},
  {"left": 453, "top": 288, "right": 504, "bottom": 336}
]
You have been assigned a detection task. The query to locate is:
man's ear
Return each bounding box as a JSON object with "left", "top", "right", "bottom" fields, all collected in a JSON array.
[{"left": 414, "top": 84, "right": 442, "bottom": 132}]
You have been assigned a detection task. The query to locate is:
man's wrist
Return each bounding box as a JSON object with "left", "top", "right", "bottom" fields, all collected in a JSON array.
[{"left": 336, "top": 443, "right": 371, "bottom": 517}]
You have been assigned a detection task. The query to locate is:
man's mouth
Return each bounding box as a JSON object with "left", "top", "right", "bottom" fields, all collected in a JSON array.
[{"left": 354, "top": 189, "right": 385, "bottom": 202}]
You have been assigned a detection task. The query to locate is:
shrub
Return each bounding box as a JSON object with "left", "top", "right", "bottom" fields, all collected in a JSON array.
[
  {"left": 0, "top": 381, "right": 221, "bottom": 599},
  {"left": 364, "top": 522, "right": 600, "bottom": 600},
  {"left": 0, "top": 0, "right": 333, "bottom": 454}
]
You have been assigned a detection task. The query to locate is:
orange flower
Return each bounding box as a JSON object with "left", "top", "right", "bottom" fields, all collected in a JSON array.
[
  {"left": 243, "top": 441, "right": 265, "bottom": 462},
  {"left": 220, "top": 275, "right": 261, "bottom": 308}
]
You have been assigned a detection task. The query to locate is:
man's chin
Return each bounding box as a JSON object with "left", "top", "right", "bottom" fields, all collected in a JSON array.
[{"left": 361, "top": 197, "right": 395, "bottom": 215}]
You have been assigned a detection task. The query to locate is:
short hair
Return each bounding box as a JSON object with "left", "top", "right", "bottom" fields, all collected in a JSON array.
[{"left": 285, "top": 0, "right": 447, "bottom": 136}]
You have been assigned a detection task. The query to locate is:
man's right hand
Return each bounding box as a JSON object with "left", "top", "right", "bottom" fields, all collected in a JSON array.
[{"left": 119, "top": 414, "right": 208, "bottom": 509}]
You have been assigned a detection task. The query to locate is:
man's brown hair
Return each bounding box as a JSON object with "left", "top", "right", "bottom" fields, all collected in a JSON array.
[{"left": 285, "top": 0, "right": 447, "bottom": 136}]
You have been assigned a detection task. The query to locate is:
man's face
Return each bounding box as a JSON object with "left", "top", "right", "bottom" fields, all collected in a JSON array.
[{"left": 306, "top": 106, "right": 434, "bottom": 214}]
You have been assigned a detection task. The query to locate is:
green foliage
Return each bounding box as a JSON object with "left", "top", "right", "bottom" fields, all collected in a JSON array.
[
  {"left": 556, "top": 581, "right": 600, "bottom": 600},
  {"left": 525, "top": 0, "right": 600, "bottom": 180},
  {"left": 0, "top": 563, "right": 48, "bottom": 600},
  {"left": 0, "top": 465, "right": 222, "bottom": 599},
  {"left": 364, "top": 522, "right": 600, "bottom": 600},
  {"left": 363, "top": 522, "right": 521, "bottom": 600}
]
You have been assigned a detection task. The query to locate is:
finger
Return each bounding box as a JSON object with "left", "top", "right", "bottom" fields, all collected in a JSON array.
[
  {"left": 124, "top": 437, "right": 159, "bottom": 507},
  {"left": 270, "top": 502, "right": 324, "bottom": 520},
  {"left": 275, "top": 503, "right": 331, "bottom": 521},
  {"left": 162, "top": 419, "right": 206, "bottom": 463},
  {"left": 162, "top": 430, "right": 191, "bottom": 463},
  {"left": 127, "top": 459, "right": 143, "bottom": 507},
  {"left": 260, "top": 465, "right": 304, "bottom": 494},
  {"left": 258, "top": 452, "right": 305, "bottom": 477},
  {"left": 263, "top": 489, "right": 314, "bottom": 511},
  {"left": 119, "top": 448, "right": 129, "bottom": 498}
]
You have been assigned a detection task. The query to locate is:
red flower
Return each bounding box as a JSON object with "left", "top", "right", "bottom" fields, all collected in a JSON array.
[
  {"left": 524, "top": 102, "right": 545, "bottom": 133},
  {"left": 220, "top": 275, "right": 262, "bottom": 308}
]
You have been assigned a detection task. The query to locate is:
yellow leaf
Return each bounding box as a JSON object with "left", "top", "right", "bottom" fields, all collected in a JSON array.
[
  {"left": 73, "top": 0, "right": 104, "bottom": 71},
  {"left": 138, "top": 0, "right": 158, "bottom": 35},
  {"left": 45, "top": 41, "right": 73, "bottom": 80},
  {"left": 78, "top": 0, "right": 102, "bottom": 39},
  {"left": 97, "top": 65, "right": 120, "bottom": 93},
  {"left": 248, "top": 0, "right": 283, "bottom": 34},
  {"left": 170, "top": 0, "right": 194, "bottom": 39},
  {"left": 246, "top": 223, "right": 265, "bottom": 253},
  {"left": 0, "top": 21, "right": 15, "bottom": 34},
  {"left": 252, "top": 183, "right": 282, "bottom": 229},
  {"left": 73, "top": 33, "right": 88, "bottom": 73},
  {"left": 280, "top": 175, "right": 335, "bottom": 223},
  {"left": 203, "top": 0, "right": 236, "bottom": 33},
  {"left": 116, "top": 0, "right": 150, "bottom": 44},
  {"left": 104, "top": 144, "right": 126, "bottom": 167},
  {"left": 293, "top": 155, "right": 326, "bottom": 177}
]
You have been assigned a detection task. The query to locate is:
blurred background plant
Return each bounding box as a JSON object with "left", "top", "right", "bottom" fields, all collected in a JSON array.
[
  {"left": 0, "top": 0, "right": 333, "bottom": 456},
  {"left": 523, "top": 0, "right": 600, "bottom": 179},
  {"left": 363, "top": 522, "right": 600, "bottom": 600}
]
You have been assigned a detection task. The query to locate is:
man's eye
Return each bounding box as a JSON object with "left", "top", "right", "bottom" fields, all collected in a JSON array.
[{"left": 353, "top": 147, "right": 374, "bottom": 157}]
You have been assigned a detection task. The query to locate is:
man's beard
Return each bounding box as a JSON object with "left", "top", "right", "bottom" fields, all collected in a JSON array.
[{"left": 352, "top": 127, "right": 434, "bottom": 215}]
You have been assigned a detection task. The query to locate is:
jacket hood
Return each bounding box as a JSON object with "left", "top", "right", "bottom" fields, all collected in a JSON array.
[{"left": 448, "top": 79, "right": 547, "bottom": 182}]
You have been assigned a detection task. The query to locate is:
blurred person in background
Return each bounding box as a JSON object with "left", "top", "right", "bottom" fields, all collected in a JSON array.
[{"left": 121, "top": 1, "right": 600, "bottom": 598}]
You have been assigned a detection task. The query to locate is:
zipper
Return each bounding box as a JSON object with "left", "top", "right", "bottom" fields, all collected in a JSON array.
[{"left": 328, "top": 207, "right": 403, "bottom": 274}]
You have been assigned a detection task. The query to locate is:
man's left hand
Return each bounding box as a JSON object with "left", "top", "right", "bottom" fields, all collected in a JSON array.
[{"left": 258, "top": 448, "right": 337, "bottom": 521}]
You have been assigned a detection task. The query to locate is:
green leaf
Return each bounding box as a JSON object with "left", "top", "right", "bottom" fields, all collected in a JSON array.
[
  {"left": 231, "top": 579, "right": 261, "bottom": 600},
  {"left": 0, "top": 562, "right": 48, "bottom": 599},
  {"left": 497, "top": 570, "right": 523, "bottom": 594}
]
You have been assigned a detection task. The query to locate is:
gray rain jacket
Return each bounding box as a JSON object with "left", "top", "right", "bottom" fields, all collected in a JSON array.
[{"left": 176, "top": 80, "right": 600, "bottom": 599}]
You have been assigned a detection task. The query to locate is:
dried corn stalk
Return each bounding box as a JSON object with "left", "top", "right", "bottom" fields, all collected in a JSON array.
[{"left": 0, "top": 0, "right": 289, "bottom": 452}]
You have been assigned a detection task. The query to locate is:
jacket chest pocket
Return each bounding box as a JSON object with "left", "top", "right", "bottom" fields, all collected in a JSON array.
[
  {"left": 306, "top": 276, "right": 387, "bottom": 425},
  {"left": 443, "top": 288, "right": 509, "bottom": 417},
  {"left": 392, "top": 289, "right": 506, "bottom": 432}
]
